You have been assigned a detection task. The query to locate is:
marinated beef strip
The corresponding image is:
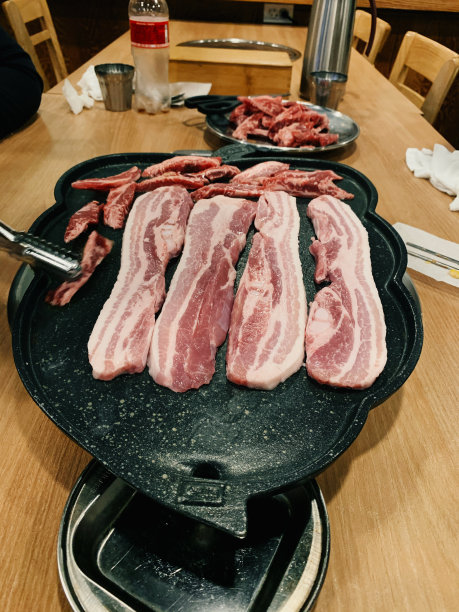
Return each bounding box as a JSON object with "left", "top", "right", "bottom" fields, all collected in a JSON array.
[
  {"left": 230, "top": 161, "right": 290, "bottom": 185},
  {"left": 46, "top": 231, "right": 113, "bottom": 306},
  {"left": 226, "top": 191, "right": 307, "bottom": 390},
  {"left": 271, "top": 123, "right": 338, "bottom": 148},
  {"left": 71, "top": 166, "right": 141, "bottom": 190},
  {"left": 191, "top": 183, "right": 264, "bottom": 202},
  {"left": 142, "top": 155, "right": 222, "bottom": 178},
  {"left": 262, "top": 170, "right": 354, "bottom": 200},
  {"left": 305, "top": 195, "right": 387, "bottom": 389},
  {"left": 135, "top": 173, "right": 208, "bottom": 192},
  {"left": 64, "top": 200, "right": 101, "bottom": 242},
  {"left": 103, "top": 182, "right": 136, "bottom": 229},
  {"left": 189, "top": 164, "right": 241, "bottom": 182},
  {"left": 88, "top": 186, "right": 193, "bottom": 380},
  {"left": 149, "top": 195, "right": 256, "bottom": 392}
]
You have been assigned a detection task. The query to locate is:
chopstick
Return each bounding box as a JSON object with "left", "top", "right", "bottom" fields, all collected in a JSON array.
[
  {"left": 407, "top": 249, "right": 459, "bottom": 279},
  {"left": 406, "top": 242, "right": 459, "bottom": 268},
  {"left": 407, "top": 250, "right": 452, "bottom": 269}
]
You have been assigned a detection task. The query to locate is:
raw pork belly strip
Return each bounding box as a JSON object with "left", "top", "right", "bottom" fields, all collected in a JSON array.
[
  {"left": 46, "top": 231, "right": 113, "bottom": 306},
  {"left": 149, "top": 195, "right": 256, "bottom": 392},
  {"left": 142, "top": 155, "right": 222, "bottom": 178},
  {"left": 71, "top": 166, "right": 141, "bottom": 190},
  {"left": 88, "top": 186, "right": 193, "bottom": 380},
  {"left": 64, "top": 200, "right": 101, "bottom": 242},
  {"left": 226, "top": 191, "right": 307, "bottom": 390},
  {"left": 305, "top": 195, "right": 387, "bottom": 389}
]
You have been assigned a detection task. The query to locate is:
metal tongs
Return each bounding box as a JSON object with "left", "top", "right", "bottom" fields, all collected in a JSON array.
[{"left": 0, "top": 220, "right": 81, "bottom": 280}]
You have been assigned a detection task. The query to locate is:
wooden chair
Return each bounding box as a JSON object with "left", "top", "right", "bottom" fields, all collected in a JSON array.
[
  {"left": 389, "top": 31, "right": 459, "bottom": 124},
  {"left": 352, "top": 9, "right": 391, "bottom": 65},
  {"left": 2, "top": 0, "right": 67, "bottom": 90}
]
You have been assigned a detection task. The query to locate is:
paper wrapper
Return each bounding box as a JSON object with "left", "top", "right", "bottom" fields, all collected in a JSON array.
[
  {"left": 170, "top": 81, "right": 212, "bottom": 104},
  {"left": 393, "top": 222, "right": 459, "bottom": 288}
]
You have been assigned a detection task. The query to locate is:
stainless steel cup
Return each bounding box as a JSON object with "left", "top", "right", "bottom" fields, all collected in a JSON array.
[
  {"left": 94, "top": 64, "right": 134, "bottom": 112},
  {"left": 300, "top": 0, "right": 356, "bottom": 108},
  {"left": 307, "top": 71, "right": 347, "bottom": 109}
]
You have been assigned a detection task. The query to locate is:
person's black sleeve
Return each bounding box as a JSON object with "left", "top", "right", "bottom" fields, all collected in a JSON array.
[{"left": 0, "top": 26, "right": 44, "bottom": 139}]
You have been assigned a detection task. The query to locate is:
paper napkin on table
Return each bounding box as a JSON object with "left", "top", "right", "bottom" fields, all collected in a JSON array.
[
  {"left": 406, "top": 144, "right": 459, "bottom": 211},
  {"left": 63, "top": 65, "right": 103, "bottom": 114},
  {"left": 62, "top": 79, "right": 86, "bottom": 114},
  {"left": 77, "top": 65, "right": 103, "bottom": 101},
  {"left": 393, "top": 222, "right": 459, "bottom": 288},
  {"left": 170, "top": 81, "right": 212, "bottom": 104}
]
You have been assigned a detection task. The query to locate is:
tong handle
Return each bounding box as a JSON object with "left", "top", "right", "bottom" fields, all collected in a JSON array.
[{"left": 0, "top": 220, "right": 81, "bottom": 279}]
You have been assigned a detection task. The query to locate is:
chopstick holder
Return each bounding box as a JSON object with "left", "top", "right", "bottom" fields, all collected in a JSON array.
[{"left": 393, "top": 222, "right": 459, "bottom": 288}]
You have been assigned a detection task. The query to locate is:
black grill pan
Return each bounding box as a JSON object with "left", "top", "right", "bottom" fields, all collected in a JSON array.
[{"left": 11, "top": 150, "right": 423, "bottom": 537}]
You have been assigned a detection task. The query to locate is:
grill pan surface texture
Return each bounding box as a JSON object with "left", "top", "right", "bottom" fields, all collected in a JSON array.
[{"left": 11, "top": 149, "right": 423, "bottom": 537}]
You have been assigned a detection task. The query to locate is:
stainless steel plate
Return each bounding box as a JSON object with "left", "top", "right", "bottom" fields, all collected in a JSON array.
[
  {"left": 177, "top": 38, "right": 302, "bottom": 62},
  {"left": 206, "top": 102, "right": 360, "bottom": 154}
]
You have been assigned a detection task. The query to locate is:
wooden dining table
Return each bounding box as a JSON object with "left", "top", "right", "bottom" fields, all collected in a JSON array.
[{"left": 0, "top": 19, "right": 457, "bottom": 612}]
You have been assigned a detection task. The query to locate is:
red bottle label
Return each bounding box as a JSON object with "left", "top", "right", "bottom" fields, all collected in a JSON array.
[{"left": 129, "top": 18, "right": 169, "bottom": 48}]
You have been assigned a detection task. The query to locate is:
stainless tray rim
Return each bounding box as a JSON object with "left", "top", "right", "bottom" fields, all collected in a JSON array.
[{"left": 177, "top": 37, "right": 302, "bottom": 61}]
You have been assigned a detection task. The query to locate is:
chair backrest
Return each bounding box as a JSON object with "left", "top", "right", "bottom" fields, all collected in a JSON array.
[
  {"left": 389, "top": 31, "right": 459, "bottom": 124},
  {"left": 352, "top": 9, "right": 391, "bottom": 65},
  {"left": 2, "top": 0, "right": 67, "bottom": 90}
]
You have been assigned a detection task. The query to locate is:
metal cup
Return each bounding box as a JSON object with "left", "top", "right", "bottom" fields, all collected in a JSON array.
[
  {"left": 94, "top": 64, "right": 134, "bottom": 112},
  {"left": 307, "top": 71, "right": 347, "bottom": 109},
  {"left": 299, "top": 0, "right": 356, "bottom": 108}
]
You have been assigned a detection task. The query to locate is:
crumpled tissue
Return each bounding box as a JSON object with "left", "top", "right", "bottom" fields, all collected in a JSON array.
[
  {"left": 406, "top": 144, "right": 459, "bottom": 211},
  {"left": 77, "top": 65, "right": 103, "bottom": 101},
  {"left": 63, "top": 65, "right": 103, "bottom": 115}
]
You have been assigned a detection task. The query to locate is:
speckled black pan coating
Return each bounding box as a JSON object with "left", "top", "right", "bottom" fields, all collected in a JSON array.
[{"left": 11, "top": 149, "right": 423, "bottom": 537}]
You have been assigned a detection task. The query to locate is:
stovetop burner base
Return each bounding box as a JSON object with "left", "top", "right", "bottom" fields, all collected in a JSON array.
[{"left": 58, "top": 460, "right": 330, "bottom": 612}]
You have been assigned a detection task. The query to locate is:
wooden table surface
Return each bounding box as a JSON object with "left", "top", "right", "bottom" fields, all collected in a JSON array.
[{"left": 0, "top": 20, "right": 457, "bottom": 612}]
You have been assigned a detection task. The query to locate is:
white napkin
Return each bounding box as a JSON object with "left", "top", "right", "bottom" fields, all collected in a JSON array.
[
  {"left": 62, "top": 79, "right": 84, "bottom": 114},
  {"left": 77, "top": 65, "right": 103, "bottom": 101},
  {"left": 406, "top": 144, "right": 459, "bottom": 211},
  {"left": 393, "top": 222, "right": 459, "bottom": 288},
  {"left": 170, "top": 81, "right": 212, "bottom": 104},
  {"left": 63, "top": 65, "right": 103, "bottom": 114}
]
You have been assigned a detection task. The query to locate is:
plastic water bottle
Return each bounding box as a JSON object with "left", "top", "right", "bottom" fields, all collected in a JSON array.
[{"left": 128, "top": 0, "right": 171, "bottom": 114}]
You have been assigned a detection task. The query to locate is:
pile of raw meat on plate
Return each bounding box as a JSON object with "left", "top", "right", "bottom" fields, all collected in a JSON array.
[
  {"left": 229, "top": 95, "right": 340, "bottom": 149},
  {"left": 46, "top": 155, "right": 387, "bottom": 393}
]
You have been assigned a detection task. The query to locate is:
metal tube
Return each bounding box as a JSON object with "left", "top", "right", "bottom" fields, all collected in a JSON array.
[{"left": 300, "top": 0, "right": 356, "bottom": 105}]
